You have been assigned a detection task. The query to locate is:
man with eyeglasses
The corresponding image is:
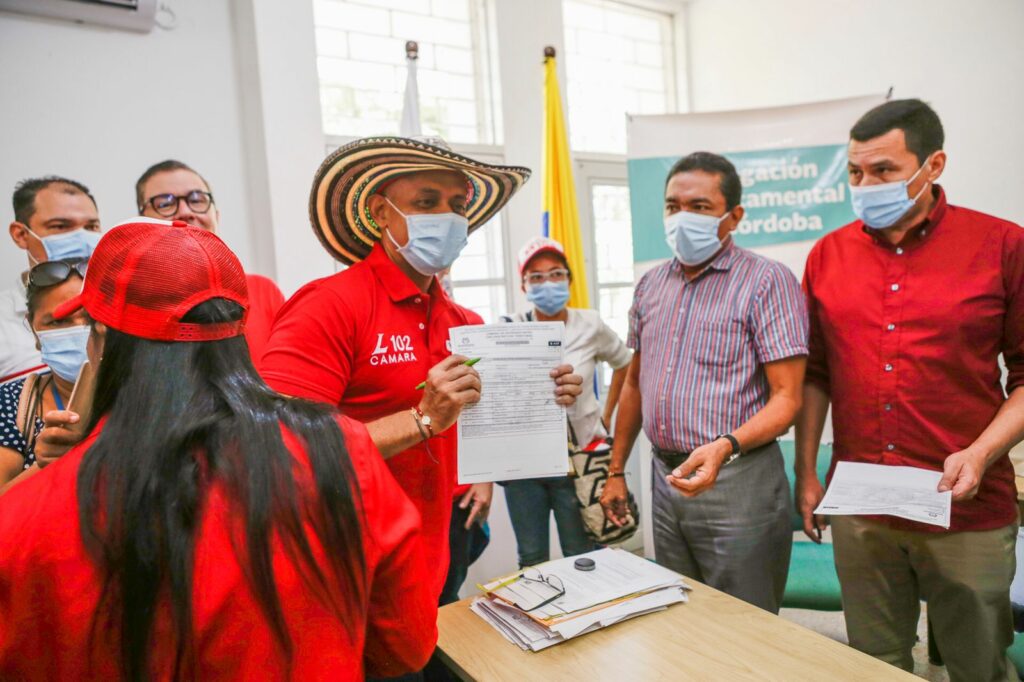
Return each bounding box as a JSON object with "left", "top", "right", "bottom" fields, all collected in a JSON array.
[
  {"left": 3, "top": 176, "right": 101, "bottom": 384},
  {"left": 135, "top": 160, "right": 285, "bottom": 362}
]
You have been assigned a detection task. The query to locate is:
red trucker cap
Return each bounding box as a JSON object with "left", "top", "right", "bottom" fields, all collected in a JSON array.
[{"left": 53, "top": 219, "right": 249, "bottom": 341}]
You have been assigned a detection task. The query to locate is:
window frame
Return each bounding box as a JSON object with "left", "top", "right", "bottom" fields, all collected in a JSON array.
[{"left": 312, "top": 0, "right": 502, "bottom": 146}]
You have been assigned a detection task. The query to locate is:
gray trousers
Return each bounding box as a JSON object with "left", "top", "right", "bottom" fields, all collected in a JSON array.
[{"left": 652, "top": 442, "right": 792, "bottom": 613}]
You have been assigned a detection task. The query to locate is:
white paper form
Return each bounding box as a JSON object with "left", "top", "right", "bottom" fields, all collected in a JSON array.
[
  {"left": 814, "top": 461, "right": 952, "bottom": 528},
  {"left": 450, "top": 322, "right": 570, "bottom": 484}
]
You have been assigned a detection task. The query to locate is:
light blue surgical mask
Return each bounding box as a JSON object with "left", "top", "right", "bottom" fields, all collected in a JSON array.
[
  {"left": 37, "top": 324, "right": 90, "bottom": 382},
  {"left": 384, "top": 198, "right": 469, "bottom": 276},
  {"left": 664, "top": 210, "right": 729, "bottom": 266},
  {"left": 849, "top": 160, "right": 931, "bottom": 229},
  {"left": 527, "top": 281, "right": 570, "bottom": 316},
  {"left": 25, "top": 226, "right": 101, "bottom": 264}
]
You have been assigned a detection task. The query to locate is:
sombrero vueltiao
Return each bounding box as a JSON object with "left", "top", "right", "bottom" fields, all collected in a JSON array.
[{"left": 310, "top": 136, "right": 531, "bottom": 265}]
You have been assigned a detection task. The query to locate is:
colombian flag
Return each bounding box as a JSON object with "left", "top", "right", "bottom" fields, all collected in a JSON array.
[{"left": 542, "top": 49, "right": 589, "bottom": 308}]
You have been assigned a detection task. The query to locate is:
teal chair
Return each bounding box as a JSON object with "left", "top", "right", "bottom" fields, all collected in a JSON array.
[
  {"left": 779, "top": 441, "right": 843, "bottom": 611},
  {"left": 1009, "top": 632, "right": 1024, "bottom": 679}
]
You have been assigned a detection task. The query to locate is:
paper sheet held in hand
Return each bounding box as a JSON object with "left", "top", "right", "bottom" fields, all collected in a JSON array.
[
  {"left": 450, "top": 322, "right": 569, "bottom": 484},
  {"left": 814, "top": 461, "right": 952, "bottom": 528}
]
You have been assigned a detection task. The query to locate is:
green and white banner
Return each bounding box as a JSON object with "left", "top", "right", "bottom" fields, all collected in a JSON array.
[{"left": 626, "top": 95, "right": 885, "bottom": 277}]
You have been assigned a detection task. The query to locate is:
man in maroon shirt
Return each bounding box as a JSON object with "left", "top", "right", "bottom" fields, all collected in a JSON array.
[{"left": 796, "top": 99, "right": 1024, "bottom": 680}]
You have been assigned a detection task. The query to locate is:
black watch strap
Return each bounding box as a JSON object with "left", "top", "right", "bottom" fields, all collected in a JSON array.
[{"left": 716, "top": 433, "right": 741, "bottom": 455}]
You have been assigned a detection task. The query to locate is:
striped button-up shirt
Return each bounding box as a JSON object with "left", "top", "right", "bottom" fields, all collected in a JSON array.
[{"left": 628, "top": 244, "right": 808, "bottom": 452}]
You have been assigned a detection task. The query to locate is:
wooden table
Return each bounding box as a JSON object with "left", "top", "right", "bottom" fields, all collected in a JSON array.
[{"left": 437, "top": 578, "right": 915, "bottom": 681}]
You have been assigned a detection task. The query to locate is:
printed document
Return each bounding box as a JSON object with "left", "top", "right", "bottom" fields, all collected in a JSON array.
[
  {"left": 450, "top": 322, "right": 569, "bottom": 484},
  {"left": 814, "top": 461, "right": 952, "bottom": 528}
]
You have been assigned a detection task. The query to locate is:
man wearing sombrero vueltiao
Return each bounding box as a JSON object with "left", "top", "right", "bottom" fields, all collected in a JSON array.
[{"left": 259, "top": 137, "right": 584, "bottom": 640}]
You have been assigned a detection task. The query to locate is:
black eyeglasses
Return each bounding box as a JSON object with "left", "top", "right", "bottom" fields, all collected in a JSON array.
[
  {"left": 27, "top": 258, "right": 88, "bottom": 289},
  {"left": 513, "top": 569, "right": 566, "bottom": 612},
  {"left": 143, "top": 190, "right": 214, "bottom": 217}
]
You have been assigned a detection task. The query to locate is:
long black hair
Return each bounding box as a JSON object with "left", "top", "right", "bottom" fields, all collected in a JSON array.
[{"left": 76, "top": 298, "right": 365, "bottom": 680}]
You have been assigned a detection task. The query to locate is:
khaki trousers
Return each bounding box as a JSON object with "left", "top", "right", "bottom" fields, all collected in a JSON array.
[{"left": 831, "top": 515, "right": 1017, "bottom": 682}]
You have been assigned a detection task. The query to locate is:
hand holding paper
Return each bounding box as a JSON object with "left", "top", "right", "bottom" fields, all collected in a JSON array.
[
  {"left": 937, "top": 448, "right": 988, "bottom": 501},
  {"left": 814, "top": 461, "right": 952, "bottom": 528}
]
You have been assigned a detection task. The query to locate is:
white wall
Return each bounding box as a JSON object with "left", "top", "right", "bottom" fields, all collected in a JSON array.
[
  {"left": 684, "top": 0, "right": 1024, "bottom": 225},
  {"left": 0, "top": 1, "right": 263, "bottom": 280}
]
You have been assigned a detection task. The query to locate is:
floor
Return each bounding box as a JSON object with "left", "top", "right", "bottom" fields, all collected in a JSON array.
[{"left": 779, "top": 605, "right": 949, "bottom": 682}]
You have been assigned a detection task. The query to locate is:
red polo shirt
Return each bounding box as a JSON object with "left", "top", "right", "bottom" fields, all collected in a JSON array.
[
  {"left": 0, "top": 416, "right": 436, "bottom": 679},
  {"left": 804, "top": 187, "right": 1024, "bottom": 532},
  {"left": 260, "top": 244, "right": 477, "bottom": 594},
  {"left": 243, "top": 273, "right": 285, "bottom": 364}
]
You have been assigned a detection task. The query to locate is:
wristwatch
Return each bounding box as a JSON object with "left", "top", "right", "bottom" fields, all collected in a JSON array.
[{"left": 715, "top": 433, "right": 741, "bottom": 466}]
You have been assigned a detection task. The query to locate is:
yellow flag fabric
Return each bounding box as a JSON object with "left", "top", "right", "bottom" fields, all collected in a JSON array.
[{"left": 542, "top": 55, "right": 589, "bottom": 308}]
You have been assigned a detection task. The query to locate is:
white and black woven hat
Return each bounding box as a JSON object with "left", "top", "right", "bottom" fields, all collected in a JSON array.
[{"left": 309, "top": 136, "right": 531, "bottom": 265}]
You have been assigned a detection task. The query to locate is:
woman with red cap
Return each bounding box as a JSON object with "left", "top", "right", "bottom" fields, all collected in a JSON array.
[{"left": 0, "top": 220, "right": 436, "bottom": 680}]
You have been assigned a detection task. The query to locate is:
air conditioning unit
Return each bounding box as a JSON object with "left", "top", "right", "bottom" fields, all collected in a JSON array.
[{"left": 0, "top": 0, "right": 159, "bottom": 33}]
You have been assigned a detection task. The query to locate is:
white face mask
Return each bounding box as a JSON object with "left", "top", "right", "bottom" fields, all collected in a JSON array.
[
  {"left": 664, "top": 210, "right": 730, "bottom": 265},
  {"left": 383, "top": 197, "right": 469, "bottom": 276}
]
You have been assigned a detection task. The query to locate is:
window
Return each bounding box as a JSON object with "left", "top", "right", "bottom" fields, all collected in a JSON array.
[
  {"left": 313, "top": 0, "right": 501, "bottom": 145},
  {"left": 563, "top": 0, "right": 676, "bottom": 154},
  {"left": 590, "top": 182, "right": 635, "bottom": 343},
  {"left": 449, "top": 214, "right": 507, "bottom": 322}
]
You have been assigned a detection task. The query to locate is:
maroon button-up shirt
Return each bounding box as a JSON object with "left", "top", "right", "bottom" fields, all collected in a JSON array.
[{"left": 804, "top": 187, "right": 1024, "bottom": 532}]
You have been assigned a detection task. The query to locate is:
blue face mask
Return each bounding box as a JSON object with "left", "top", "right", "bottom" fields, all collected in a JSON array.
[
  {"left": 664, "top": 210, "right": 729, "bottom": 266},
  {"left": 527, "top": 281, "right": 570, "bottom": 316},
  {"left": 849, "top": 160, "right": 931, "bottom": 229},
  {"left": 384, "top": 198, "right": 469, "bottom": 276},
  {"left": 25, "top": 227, "right": 101, "bottom": 263},
  {"left": 37, "top": 325, "right": 90, "bottom": 382}
]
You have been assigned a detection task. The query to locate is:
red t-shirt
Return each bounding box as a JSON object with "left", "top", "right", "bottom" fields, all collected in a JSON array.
[
  {"left": 259, "top": 245, "right": 477, "bottom": 595},
  {"left": 804, "top": 187, "right": 1024, "bottom": 532},
  {"left": 452, "top": 307, "right": 484, "bottom": 500},
  {"left": 0, "top": 416, "right": 436, "bottom": 680},
  {"left": 244, "top": 273, "right": 285, "bottom": 364}
]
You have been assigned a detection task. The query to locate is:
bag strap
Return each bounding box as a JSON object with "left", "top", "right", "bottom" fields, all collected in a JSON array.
[{"left": 15, "top": 373, "right": 43, "bottom": 450}]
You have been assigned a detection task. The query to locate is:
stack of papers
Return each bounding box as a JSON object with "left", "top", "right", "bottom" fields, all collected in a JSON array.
[{"left": 471, "top": 548, "right": 690, "bottom": 651}]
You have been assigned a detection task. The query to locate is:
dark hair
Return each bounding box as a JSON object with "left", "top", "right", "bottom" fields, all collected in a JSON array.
[
  {"left": 13, "top": 176, "right": 97, "bottom": 224},
  {"left": 78, "top": 298, "right": 365, "bottom": 681},
  {"left": 665, "top": 152, "right": 742, "bottom": 210},
  {"left": 850, "top": 99, "right": 944, "bottom": 164},
  {"left": 135, "top": 160, "right": 213, "bottom": 211}
]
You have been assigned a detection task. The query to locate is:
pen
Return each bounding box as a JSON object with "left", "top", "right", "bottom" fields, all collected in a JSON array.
[{"left": 415, "top": 357, "right": 481, "bottom": 390}]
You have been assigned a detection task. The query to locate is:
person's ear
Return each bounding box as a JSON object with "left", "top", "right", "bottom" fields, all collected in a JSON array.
[
  {"left": 9, "top": 221, "right": 30, "bottom": 250},
  {"left": 88, "top": 321, "right": 108, "bottom": 366},
  {"left": 367, "top": 194, "right": 390, "bottom": 231},
  {"left": 724, "top": 205, "right": 744, "bottom": 235},
  {"left": 926, "top": 150, "right": 946, "bottom": 183}
]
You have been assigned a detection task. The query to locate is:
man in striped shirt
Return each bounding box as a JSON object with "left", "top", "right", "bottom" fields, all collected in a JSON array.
[{"left": 600, "top": 152, "right": 808, "bottom": 613}]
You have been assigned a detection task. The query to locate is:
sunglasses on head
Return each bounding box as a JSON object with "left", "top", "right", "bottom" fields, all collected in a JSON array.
[{"left": 27, "top": 258, "right": 88, "bottom": 289}]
